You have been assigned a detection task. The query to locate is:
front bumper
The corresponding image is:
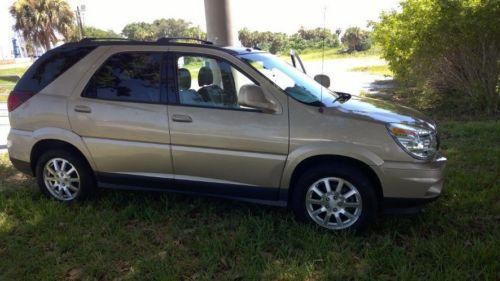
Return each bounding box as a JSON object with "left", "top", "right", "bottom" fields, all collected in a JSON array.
[{"left": 374, "top": 156, "right": 447, "bottom": 210}]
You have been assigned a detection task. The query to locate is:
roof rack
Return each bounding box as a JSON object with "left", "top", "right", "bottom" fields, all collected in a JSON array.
[
  {"left": 156, "top": 37, "right": 213, "bottom": 45},
  {"left": 79, "top": 37, "right": 138, "bottom": 43}
]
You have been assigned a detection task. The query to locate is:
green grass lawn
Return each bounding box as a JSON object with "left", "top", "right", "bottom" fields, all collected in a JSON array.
[
  {"left": 0, "top": 66, "right": 28, "bottom": 102},
  {"left": 279, "top": 47, "right": 383, "bottom": 62},
  {"left": 0, "top": 121, "right": 499, "bottom": 280},
  {"left": 0, "top": 67, "right": 28, "bottom": 78},
  {"left": 350, "top": 65, "right": 393, "bottom": 77},
  {"left": 0, "top": 85, "right": 13, "bottom": 102}
]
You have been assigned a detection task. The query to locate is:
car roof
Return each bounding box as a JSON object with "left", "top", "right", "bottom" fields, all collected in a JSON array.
[{"left": 57, "top": 37, "right": 265, "bottom": 56}]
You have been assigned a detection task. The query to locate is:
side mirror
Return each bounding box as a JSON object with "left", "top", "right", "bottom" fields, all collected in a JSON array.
[
  {"left": 238, "top": 84, "right": 277, "bottom": 113},
  {"left": 314, "top": 74, "right": 331, "bottom": 88}
]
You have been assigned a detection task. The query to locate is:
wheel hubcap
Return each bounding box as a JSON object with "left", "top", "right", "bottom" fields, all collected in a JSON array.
[
  {"left": 305, "top": 177, "right": 362, "bottom": 230},
  {"left": 43, "top": 158, "right": 80, "bottom": 201}
]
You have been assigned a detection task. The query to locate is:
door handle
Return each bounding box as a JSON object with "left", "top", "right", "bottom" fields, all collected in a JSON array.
[
  {"left": 172, "top": 114, "right": 192, "bottom": 123},
  {"left": 74, "top": 105, "right": 91, "bottom": 113}
]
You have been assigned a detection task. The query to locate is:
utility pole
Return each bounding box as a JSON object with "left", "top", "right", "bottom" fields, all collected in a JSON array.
[
  {"left": 204, "top": 0, "right": 237, "bottom": 46},
  {"left": 76, "top": 6, "right": 85, "bottom": 39}
]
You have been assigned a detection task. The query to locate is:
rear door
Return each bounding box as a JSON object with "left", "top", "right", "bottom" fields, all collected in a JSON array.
[
  {"left": 68, "top": 46, "right": 173, "bottom": 183},
  {"left": 166, "top": 47, "right": 289, "bottom": 200}
]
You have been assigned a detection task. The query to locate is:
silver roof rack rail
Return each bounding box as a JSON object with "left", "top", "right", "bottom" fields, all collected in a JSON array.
[{"left": 156, "top": 37, "right": 213, "bottom": 45}]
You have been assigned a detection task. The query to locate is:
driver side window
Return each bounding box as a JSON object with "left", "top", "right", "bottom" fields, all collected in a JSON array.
[{"left": 176, "top": 55, "right": 255, "bottom": 109}]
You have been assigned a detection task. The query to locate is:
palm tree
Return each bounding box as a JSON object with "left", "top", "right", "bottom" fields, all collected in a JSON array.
[{"left": 9, "top": 0, "right": 75, "bottom": 52}]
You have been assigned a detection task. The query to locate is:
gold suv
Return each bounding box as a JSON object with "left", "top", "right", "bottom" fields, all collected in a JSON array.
[{"left": 7, "top": 38, "right": 446, "bottom": 231}]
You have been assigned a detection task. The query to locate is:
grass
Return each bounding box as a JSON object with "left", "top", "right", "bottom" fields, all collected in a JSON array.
[
  {"left": 280, "top": 46, "right": 383, "bottom": 62},
  {"left": 350, "top": 65, "right": 393, "bottom": 77},
  {"left": 0, "top": 86, "right": 13, "bottom": 102},
  {"left": 0, "top": 121, "right": 499, "bottom": 280},
  {"left": 0, "top": 66, "right": 28, "bottom": 102},
  {"left": 0, "top": 67, "right": 28, "bottom": 77}
]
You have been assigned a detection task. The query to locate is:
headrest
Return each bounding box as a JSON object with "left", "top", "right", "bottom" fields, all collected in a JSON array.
[
  {"left": 178, "top": 68, "right": 191, "bottom": 90},
  {"left": 198, "top": 66, "right": 213, "bottom": 86}
]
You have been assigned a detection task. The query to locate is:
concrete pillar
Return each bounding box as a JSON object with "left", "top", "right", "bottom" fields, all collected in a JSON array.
[{"left": 204, "top": 0, "right": 237, "bottom": 46}]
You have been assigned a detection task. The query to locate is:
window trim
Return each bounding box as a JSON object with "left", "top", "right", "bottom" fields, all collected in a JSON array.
[
  {"left": 168, "top": 52, "right": 263, "bottom": 112},
  {"left": 81, "top": 51, "right": 167, "bottom": 105}
]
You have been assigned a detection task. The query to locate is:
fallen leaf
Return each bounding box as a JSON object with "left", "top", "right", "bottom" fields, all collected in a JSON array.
[
  {"left": 114, "top": 261, "right": 131, "bottom": 273},
  {"left": 67, "top": 267, "right": 82, "bottom": 280}
]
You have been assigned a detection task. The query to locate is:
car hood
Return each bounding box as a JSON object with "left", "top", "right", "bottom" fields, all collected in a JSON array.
[{"left": 328, "top": 95, "right": 436, "bottom": 129}]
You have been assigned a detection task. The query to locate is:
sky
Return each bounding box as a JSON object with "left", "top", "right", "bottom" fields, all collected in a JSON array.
[{"left": 0, "top": 0, "right": 401, "bottom": 59}]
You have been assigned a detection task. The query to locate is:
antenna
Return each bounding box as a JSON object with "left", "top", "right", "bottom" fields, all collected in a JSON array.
[{"left": 320, "top": 4, "right": 327, "bottom": 104}]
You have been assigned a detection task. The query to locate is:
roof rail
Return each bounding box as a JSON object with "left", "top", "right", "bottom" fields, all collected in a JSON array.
[
  {"left": 79, "top": 37, "right": 136, "bottom": 43},
  {"left": 156, "top": 37, "right": 213, "bottom": 45}
]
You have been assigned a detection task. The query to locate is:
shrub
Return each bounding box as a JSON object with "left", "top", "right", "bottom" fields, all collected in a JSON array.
[{"left": 373, "top": 0, "right": 500, "bottom": 114}]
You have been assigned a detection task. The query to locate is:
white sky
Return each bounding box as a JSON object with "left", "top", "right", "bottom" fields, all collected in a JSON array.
[{"left": 0, "top": 0, "right": 401, "bottom": 58}]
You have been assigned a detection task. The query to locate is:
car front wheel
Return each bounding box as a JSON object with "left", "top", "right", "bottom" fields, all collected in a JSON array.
[{"left": 291, "top": 163, "right": 378, "bottom": 232}]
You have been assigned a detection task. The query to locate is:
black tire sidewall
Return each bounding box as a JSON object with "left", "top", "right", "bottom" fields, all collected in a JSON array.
[
  {"left": 291, "top": 163, "right": 378, "bottom": 232},
  {"left": 35, "top": 149, "right": 95, "bottom": 202}
]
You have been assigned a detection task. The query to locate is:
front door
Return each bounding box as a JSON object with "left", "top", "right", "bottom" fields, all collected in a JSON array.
[{"left": 167, "top": 51, "right": 289, "bottom": 200}]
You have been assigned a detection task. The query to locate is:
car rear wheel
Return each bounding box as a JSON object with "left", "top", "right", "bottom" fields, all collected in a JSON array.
[
  {"left": 36, "top": 150, "right": 95, "bottom": 202},
  {"left": 291, "top": 163, "right": 378, "bottom": 232}
]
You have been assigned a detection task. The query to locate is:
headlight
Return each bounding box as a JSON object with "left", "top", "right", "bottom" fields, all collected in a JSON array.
[{"left": 387, "top": 123, "right": 438, "bottom": 160}]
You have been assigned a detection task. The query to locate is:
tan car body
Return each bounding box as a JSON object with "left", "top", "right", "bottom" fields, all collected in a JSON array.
[{"left": 7, "top": 44, "right": 446, "bottom": 207}]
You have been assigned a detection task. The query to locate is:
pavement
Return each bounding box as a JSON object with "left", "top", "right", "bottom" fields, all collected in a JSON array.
[
  {"left": 0, "top": 103, "right": 8, "bottom": 151},
  {"left": 0, "top": 61, "right": 32, "bottom": 70},
  {"left": 303, "top": 58, "right": 394, "bottom": 96},
  {"left": 0, "top": 58, "right": 393, "bottom": 153}
]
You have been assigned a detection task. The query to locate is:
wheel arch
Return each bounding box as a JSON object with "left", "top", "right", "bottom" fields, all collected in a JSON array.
[
  {"left": 283, "top": 154, "right": 383, "bottom": 204},
  {"left": 30, "top": 138, "right": 95, "bottom": 177}
]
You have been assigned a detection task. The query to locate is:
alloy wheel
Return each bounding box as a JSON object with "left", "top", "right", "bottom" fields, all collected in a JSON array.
[{"left": 305, "top": 177, "right": 362, "bottom": 230}]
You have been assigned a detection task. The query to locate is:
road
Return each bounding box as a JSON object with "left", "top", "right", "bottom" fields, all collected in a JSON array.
[
  {"left": 303, "top": 58, "right": 392, "bottom": 95},
  {"left": 0, "top": 58, "right": 392, "bottom": 152},
  {"left": 0, "top": 103, "right": 7, "bottom": 151}
]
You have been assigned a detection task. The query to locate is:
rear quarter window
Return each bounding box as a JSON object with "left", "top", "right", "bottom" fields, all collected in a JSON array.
[{"left": 14, "top": 46, "right": 96, "bottom": 93}]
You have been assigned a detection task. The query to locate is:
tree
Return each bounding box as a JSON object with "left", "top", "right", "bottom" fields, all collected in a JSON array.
[
  {"left": 122, "top": 22, "right": 156, "bottom": 41},
  {"left": 153, "top": 18, "right": 189, "bottom": 38},
  {"left": 9, "top": 0, "right": 75, "bottom": 51},
  {"left": 83, "top": 27, "right": 121, "bottom": 39},
  {"left": 238, "top": 27, "right": 340, "bottom": 54},
  {"left": 341, "top": 27, "right": 371, "bottom": 52},
  {"left": 122, "top": 19, "right": 206, "bottom": 41},
  {"left": 70, "top": 26, "right": 121, "bottom": 41},
  {"left": 373, "top": 0, "right": 499, "bottom": 114}
]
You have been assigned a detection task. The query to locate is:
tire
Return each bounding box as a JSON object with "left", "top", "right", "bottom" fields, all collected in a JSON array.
[
  {"left": 35, "top": 149, "right": 95, "bottom": 202},
  {"left": 291, "top": 163, "right": 378, "bottom": 232}
]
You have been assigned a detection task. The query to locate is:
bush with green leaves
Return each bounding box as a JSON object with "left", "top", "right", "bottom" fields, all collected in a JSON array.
[{"left": 373, "top": 0, "right": 500, "bottom": 114}]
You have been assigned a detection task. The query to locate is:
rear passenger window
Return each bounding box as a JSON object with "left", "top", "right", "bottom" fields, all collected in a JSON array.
[
  {"left": 83, "top": 53, "right": 162, "bottom": 103},
  {"left": 14, "top": 46, "right": 95, "bottom": 93}
]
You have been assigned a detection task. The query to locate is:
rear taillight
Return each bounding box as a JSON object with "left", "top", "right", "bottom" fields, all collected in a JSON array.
[{"left": 7, "top": 91, "right": 36, "bottom": 112}]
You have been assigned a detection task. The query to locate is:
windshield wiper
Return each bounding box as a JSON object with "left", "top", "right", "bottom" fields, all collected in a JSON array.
[{"left": 332, "top": 92, "right": 351, "bottom": 104}]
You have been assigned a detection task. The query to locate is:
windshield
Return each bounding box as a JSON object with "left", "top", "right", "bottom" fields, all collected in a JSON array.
[{"left": 239, "top": 53, "right": 338, "bottom": 105}]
